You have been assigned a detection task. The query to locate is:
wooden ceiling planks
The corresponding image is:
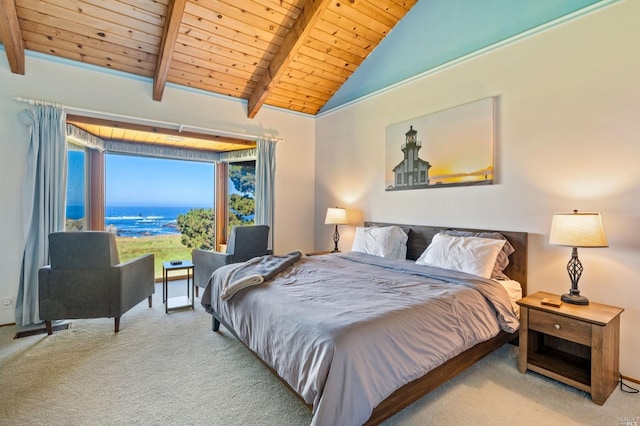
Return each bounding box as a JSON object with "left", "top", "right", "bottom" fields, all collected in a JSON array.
[
  {"left": 18, "top": 20, "right": 154, "bottom": 62},
  {"left": 3, "top": 0, "right": 417, "bottom": 117},
  {"left": 14, "top": 0, "right": 163, "bottom": 75},
  {"left": 67, "top": 114, "right": 255, "bottom": 152},
  {"left": 15, "top": 6, "right": 158, "bottom": 55}
]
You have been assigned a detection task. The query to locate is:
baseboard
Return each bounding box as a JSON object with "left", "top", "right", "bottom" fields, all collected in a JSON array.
[
  {"left": 154, "top": 274, "right": 190, "bottom": 283},
  {"left": 0, "top": 322, "right": 16, "bottom": 327},
  {"left": 14, "top": 322, "right": 71, "bottom": 338},
  {"left": 621, "top": 374, "right": 640, "bottom": 385}
]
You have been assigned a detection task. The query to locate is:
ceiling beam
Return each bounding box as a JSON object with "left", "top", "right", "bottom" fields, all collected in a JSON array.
[
  {"left": 66, "top": 114, "right": 255, "bottom": 147},
  {"left": 0, "top": 0, "right": 25, "bottom": 75},
  {"left": 153, "top": 0, "right": 187, "bottom": 101},
  {"left": 247, "top": 0, "right": 332, "bottom": 118}
]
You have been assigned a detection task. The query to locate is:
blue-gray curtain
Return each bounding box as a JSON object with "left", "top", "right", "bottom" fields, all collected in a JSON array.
[
  {"left": 16, "top": 105, "right": 67, "bottom": 326},
  {"left": 254, "top": 138, "right": 276, "bottom": 250}
]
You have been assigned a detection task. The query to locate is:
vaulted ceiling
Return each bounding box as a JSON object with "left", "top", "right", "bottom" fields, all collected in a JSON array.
[{"left": 0, "top": 0, "right": 417, "bottom": 118}]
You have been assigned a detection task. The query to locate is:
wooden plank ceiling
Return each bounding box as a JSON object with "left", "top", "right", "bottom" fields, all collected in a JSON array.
[
  {"left": 67, "top": 114, "right": 255, "bottom": 152},
  {"left": 1, "top": 0, "right": 418, "bottom": 117}
]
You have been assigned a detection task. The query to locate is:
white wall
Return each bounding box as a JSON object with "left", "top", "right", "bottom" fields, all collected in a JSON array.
[
  {"left": 315, "top": 1, "right": 640, "bottom": 380},
  {"left": 0, "top": 54, "right": 316, "bottom": 325}
]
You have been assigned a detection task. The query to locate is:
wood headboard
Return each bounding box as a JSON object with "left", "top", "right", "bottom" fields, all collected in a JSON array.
[{"left": 365, "top": 222, "right": 528, "bottom": 295}]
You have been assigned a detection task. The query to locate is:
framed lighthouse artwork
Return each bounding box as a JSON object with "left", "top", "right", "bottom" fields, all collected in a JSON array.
[{"left": 385, "top": 97, "right": 495, "bottom": 191}]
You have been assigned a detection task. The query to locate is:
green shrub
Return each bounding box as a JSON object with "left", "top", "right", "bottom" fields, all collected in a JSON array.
[{"left": 176, "top": 208, "right": 215, "bottom": 250}]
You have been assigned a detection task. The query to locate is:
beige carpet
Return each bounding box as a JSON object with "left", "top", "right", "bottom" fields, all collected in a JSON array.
[{"left": 1, "top": 282, "right": 637, "bottom": 426}]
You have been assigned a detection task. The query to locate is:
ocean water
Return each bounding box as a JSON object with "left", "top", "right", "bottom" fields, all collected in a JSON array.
[{"left": 67, "top": 205, "right": 211, "bottom": 237}]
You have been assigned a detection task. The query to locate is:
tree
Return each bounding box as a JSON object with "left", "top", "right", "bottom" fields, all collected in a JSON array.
[
  {"left": 176, "top": 208, "right": 215, "bottom": 249},
  {"left": 229, "top": 193, "right": 254, "bottom": 227},
  {"left": 229, "top": 163, "right": 255, "bottom": 196},
  {"left": 228, "top": 162, "right": 255, "bottom": 227},
  {"left": 177, "top": 162, "right": 256, "bottom": 248}
]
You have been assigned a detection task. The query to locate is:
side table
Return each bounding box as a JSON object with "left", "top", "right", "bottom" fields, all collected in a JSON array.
[
  {"left": 517, "top": 291, "right": 623, "bottom": 405},
  {"left": 162, "top": 260, "right": 195, "bottom": 313}
]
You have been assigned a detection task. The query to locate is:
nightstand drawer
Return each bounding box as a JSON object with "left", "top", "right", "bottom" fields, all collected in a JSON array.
[{"left": 529, "top": 309, "right": 591, "bottom": 346}]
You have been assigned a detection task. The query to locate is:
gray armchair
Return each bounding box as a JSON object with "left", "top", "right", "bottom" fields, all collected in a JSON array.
[
  {"left": 39, "top": 231, "right": 155, "bottom": 334},
  {"left": 192, "top": 225, "right": 270, "bottom": 294}
]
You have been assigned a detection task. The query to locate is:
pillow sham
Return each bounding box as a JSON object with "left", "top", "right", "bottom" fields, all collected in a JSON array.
[
  {"left": 351, "top": 226, "right": 408, "bottom": 260},
  {"left": 415, "top": 233, "right": 506, "bottom": 279},
  {"left": 442, "top": 229, "right": 515, "bottom": 280}
]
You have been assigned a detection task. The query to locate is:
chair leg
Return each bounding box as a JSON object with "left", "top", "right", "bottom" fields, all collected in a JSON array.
[
  {"left": 148, "top": 295, "right": 152, "bottom": 308},
  {"left": 114, "top": 317, "right": 120, "bottom": 333},
  {"left": 45, "top": 320, "right": 53, "bottom": 335}
]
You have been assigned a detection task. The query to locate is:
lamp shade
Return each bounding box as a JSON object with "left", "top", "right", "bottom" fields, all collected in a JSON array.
[
  {"left": 549, "top": 211, "right": 608, "bottom": 248},
  {"left": 324, "top": 207, "right": 348, "bottom": 225}
]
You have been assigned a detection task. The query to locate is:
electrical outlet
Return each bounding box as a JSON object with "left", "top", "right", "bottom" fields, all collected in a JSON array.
[{"left": 1, "top": 298, "right": 13, "bottom": 309}]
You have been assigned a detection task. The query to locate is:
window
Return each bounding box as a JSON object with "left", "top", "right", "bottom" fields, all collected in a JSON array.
[
  {"left": 64, "top": 116, "right": 256, "bottom": 278},
  {"left": 66, "top": 143, "right": 86, "bottom": 231}
]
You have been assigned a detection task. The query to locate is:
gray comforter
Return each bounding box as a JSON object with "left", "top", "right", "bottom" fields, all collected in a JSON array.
[{"left": 202, "top": 252, "right": 519, "bottom": 426}]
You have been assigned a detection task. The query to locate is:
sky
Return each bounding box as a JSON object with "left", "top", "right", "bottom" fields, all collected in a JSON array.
[
  {"left": 105, "top": 154, "right": 215, "bottom": 207},
  {"left": 66, "top": 151, "right": 215, "bottom": 207},
  {"left": 67, "top": 150, "right": 85, "bottom": 206}
]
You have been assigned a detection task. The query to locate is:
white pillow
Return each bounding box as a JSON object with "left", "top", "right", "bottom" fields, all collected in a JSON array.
[
  {"left": 415, "top": 233, "right": 506, "bottom": 279},
  {"left": 497, "top": 279, "right": 523, "bottom": 317},
  {"left": 351, "top": 226, "right": 408, "bottom": 260}
]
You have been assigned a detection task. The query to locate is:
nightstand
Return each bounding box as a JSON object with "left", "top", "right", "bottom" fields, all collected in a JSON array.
[{"left": 517, "top": 291, "right": 623, "bottom": 405}]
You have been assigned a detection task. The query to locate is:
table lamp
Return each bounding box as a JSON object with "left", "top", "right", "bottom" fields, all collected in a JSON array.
[
  {"left": 549, "top": 210, "right": 608, "bottom": 305},
  {"left": 324, "top": 207, "right": 348, "bottom": 253}
]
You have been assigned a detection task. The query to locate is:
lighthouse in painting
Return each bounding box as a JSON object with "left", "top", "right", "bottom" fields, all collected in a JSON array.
[{"left": 392, "top": 126, "right": 431, "bottom": 188}]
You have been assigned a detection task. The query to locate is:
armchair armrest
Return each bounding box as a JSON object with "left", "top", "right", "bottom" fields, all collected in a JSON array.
[
  {"left": 113, "top": 253, "right": 155, "bottom": 314},
  {"left": 39, "top": 265, "right": 112, "bottom": 319},
  {"left": 192, "top": 249, "right": 234, "bottom": 288},
  {"left": 38, "top": 265, "right": 52, "bottom": 307}
]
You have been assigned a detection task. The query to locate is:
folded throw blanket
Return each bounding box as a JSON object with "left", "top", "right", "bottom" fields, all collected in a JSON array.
[{"left": 220, "top": 250, "right": 303, "bottom": 301}]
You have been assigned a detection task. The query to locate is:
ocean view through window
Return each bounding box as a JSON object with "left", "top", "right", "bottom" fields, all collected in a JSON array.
[
  {"left": 104, "top": 154, "right": 215, "bottom": 277},
  {"left": 65, "top": 147, "right": 255, "bottom": 279},
  {"left": 104, "top": 205, "right": 194, "bottom": 237}
]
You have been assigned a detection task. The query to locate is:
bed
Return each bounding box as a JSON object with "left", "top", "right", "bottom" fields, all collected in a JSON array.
[{"left": 201, "top": 222, "right": 528, "bottom": 425}]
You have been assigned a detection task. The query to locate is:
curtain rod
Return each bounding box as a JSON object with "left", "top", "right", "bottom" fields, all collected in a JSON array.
[{"left": 12, "top": 96, "right": 282, "bottom": 143}]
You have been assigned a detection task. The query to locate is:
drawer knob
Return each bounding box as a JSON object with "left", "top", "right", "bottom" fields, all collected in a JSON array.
[{"left": 554, "top": 323, "right": 561, "bottom": 330}]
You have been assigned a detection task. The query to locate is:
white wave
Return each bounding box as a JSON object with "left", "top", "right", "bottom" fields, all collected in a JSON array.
[{"left": 105, "top": 216, "right": 144, "bottom": 220}]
